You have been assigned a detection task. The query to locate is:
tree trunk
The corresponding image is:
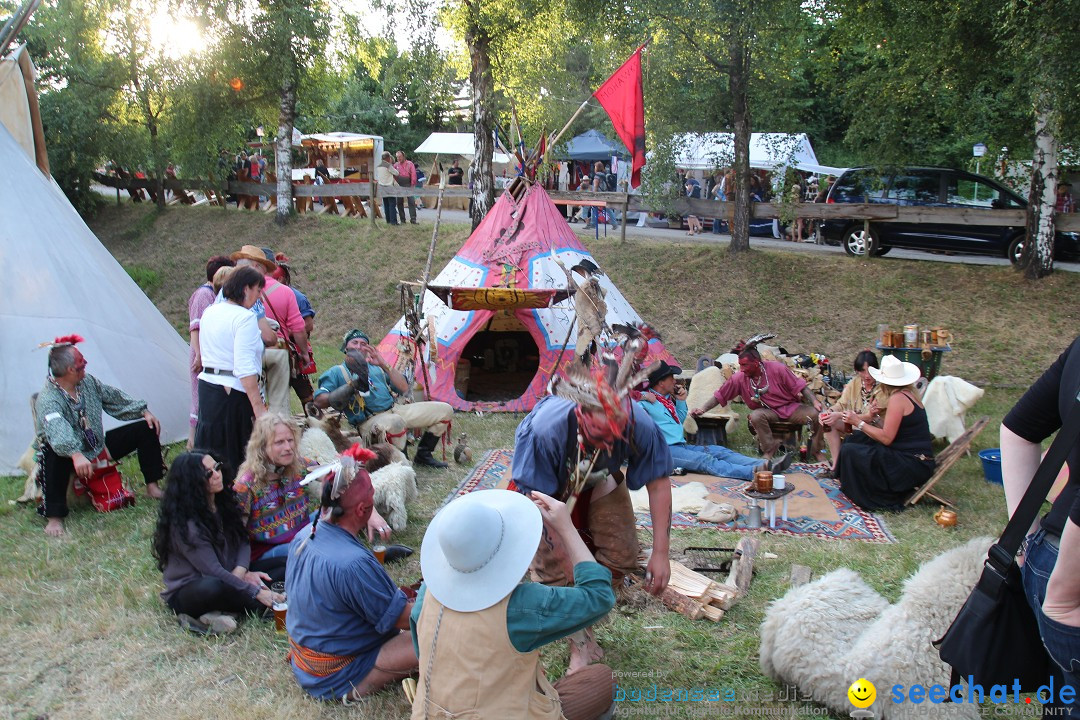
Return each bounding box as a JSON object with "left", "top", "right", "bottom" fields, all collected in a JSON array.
[
  {"left": 466, "top": 13, "right": 495, "bottom": 231},
  {"left": 728, "top": 32, "right": 751, "bottom": 254},
  {"left": 1021, "top": 104, "right": 1058, "bottom": 279},
  {"left": 275, "top": 78, "right": 297, "bottom": 227}
]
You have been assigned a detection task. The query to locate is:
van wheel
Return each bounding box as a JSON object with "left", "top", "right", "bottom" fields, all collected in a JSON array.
[
  {"left": 843, "top": 226, "right": 878, "bottom": 257},
  {"left": 1007, "top": 235, "right": 1025, "bottom": 266}
]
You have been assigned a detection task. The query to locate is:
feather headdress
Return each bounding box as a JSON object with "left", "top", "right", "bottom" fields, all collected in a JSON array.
[
  {"left": 37, "top": 334, "right": 84, "bottom": 350},
  {"left": 552, "top": 338, "right": 654, "bottom": 438}
]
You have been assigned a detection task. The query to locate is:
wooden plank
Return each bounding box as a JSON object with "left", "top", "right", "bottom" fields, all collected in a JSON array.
[
  {"left": 789, "top": 564, "right": 812, "bottom": 587},
  {"left": 906, "top": 416, "right": 989, "bottom": 506}
]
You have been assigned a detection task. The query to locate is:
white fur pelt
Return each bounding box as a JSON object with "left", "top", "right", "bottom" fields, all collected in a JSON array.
[
  {"left": 682, "top": 366, "right": 739, "bottom": 435},
  {"left": 922, "top": 376, "right": 985, "bottom": 443},
  {"left": 299, "top": 428, "right": 339, "bottom": 467},
  {"left": 16, "top": 444, "right": 41, "bottom": 503},
  {"left": 759, "top": 537, "right": 993, "bottom": 719},
  {"left": 370, "top": 460, "right": 417, "bottom": 531}
]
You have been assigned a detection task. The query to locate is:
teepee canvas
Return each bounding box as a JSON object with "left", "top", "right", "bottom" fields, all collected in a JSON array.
[
  {"left": 377, "top": 182, "right": 678, "bottom": 412},
  {"left": 0, "top": 49, "right": 190, "bottom": 474}
]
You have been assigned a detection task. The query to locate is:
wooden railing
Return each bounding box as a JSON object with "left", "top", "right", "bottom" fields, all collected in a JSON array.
[{"left": 91, "top": 174, "right": 1080, "bottom": 232}]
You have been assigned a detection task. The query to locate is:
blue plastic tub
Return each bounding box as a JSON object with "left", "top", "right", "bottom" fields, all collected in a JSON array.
[{"left": 979, "top": 448, "right": 1003, "bottom": 485}]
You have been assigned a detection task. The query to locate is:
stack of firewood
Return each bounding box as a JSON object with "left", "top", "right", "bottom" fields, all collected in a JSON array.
[{"left": 631, "top": 537, "right": 759, "bottom": 623}]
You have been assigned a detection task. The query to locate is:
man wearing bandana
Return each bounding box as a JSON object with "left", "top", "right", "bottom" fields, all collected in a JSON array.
[
  {"left": 639, "top": 361, "right": 792, "bottom": 480},
  {"left": 314, "top": 329, "right": 454, "bottom": 468},
  {"left": 34, "top": 336, "right": 164, "bottom": 536},
  {"left": 510, "top": 348, "right": 673, "bottom": 672},
  {"left": 692, "top": 339, "right": 823, "bottom": 461}
]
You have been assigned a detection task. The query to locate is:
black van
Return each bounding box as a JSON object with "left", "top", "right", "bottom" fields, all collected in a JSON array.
[{"left": 821, "top": 166, "right": 1079, "bottom": 263}]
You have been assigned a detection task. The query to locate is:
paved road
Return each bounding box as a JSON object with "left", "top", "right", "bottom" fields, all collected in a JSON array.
[{"left": 413, "top": 205, "right": 1080, "bottom": 273}]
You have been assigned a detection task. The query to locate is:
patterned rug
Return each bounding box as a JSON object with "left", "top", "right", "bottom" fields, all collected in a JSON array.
[{"left": 446, "top": 449, "right": 895, "bottom": 544}]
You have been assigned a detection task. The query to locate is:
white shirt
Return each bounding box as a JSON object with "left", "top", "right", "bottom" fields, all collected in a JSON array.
[{"left": 197, "top": 301, "right": 264, "bottom": 391}]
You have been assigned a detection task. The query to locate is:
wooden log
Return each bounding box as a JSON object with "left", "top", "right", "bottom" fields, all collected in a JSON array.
[
  {"left": 726, "top": 536, "right": 759, "bottom": 599},
  {"left": 626, "top": 573, "right": 705, "bottom": 621},
  {"left": 701, "top": 605, "right": 725, "bottom": 622}
]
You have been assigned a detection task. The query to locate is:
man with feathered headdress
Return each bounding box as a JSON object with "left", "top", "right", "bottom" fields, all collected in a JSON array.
[
  {"left": 511, "top": 340, "right": 673, "bottom": 672},
  {"left": 692, "top": 333, "right": 823, "bottom": 461},
  {"left": 34, "top": 335, "right": 165, "bottom": 536},
  {"left": 285, "top": 444, "right": 419, "bottom": 703}
]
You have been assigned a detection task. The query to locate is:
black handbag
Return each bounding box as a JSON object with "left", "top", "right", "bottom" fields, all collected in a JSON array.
[{"left": 935, "top": 389, "right": 1080, "bottom": 692}]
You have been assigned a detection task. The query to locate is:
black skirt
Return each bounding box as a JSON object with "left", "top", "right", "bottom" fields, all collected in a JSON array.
[
  {"left": 837, "top": 432, "right": 934, "bottom": 511},
  {"left": 193, "top": 380, "right": 255, "bottom": 480}
]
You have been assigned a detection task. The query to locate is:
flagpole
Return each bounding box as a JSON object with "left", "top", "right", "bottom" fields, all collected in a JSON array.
[{"left": 548, "top": 98, "right": 592, "bottom": 152}]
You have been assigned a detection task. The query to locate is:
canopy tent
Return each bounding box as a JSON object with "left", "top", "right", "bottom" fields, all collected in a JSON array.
[
  {"left": 376, "top": 182, "right": 678, "bottom": 412},
  {"left": 558, "top": 129, "right": 628, "bottom": 161},
  {"left": 671, "top": 132, "right": 845, "bottom": 176},
  {"left": 414, "top": 132, "right": 512, "bottom": 166},
  {"left": 0, "top": 47, "right": 190, "bottom": 474}
]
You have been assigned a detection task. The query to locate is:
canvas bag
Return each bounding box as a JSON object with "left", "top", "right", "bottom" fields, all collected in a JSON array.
[
  {"left": 935, "top": 389, "right": 1080, "bottom": 691},
  {"left": 73, "top": 452, "right": 136, "bottom": 512}
]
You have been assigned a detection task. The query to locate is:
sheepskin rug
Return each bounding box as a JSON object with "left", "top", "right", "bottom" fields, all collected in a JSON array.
[
  {"left": 759, "top": 537, "right": 993, "bottom": 719},
  {"left": 370, "top": 459, "right": 418, "bottom": 531}
]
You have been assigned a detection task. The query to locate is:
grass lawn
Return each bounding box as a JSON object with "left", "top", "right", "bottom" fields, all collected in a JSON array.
[{"left": 1, "top": 204, "right": 1077, "bottom": 719}]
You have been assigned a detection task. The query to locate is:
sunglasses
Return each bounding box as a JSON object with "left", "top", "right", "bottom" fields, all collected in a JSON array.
[{"left": 204, "top": 461, "right": 223, "bottom": 480}]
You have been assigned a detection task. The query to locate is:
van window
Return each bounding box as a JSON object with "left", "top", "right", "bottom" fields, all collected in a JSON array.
[
  {"left": 891, "top": 172, "right": 941, "bottom": 204},
  {"left": 946, "top": 175, "right": 1023, "bottom": 208},
  {"left": 829, "top": 170, "right": 888, "bottom": 202}
]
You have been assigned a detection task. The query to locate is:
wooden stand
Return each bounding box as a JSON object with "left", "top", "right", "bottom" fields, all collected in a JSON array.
[{"left": 905, "top": 416, "right": 989, "bottom": 508}]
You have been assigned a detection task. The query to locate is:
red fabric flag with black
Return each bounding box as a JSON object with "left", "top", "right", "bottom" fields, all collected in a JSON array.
[{"left": 593, "top": 44, "right": 647, "bottom": 189}]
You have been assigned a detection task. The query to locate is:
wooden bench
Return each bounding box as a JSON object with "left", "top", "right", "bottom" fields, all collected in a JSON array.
[
  {"left": 748, "top": 417, "right": 805, "bottom": 454},
  {"left": 905, "top": 416, "right": 990, "bottom": 509}
]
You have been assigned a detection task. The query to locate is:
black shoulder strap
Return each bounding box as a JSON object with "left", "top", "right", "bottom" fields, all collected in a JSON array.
[{"left": 989, "top": 384, "right": 1080, "bottom": 571}]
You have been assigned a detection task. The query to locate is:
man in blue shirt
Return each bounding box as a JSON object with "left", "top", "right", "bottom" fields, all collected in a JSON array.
[
  {"left": 314, "top": 329, "right": 454, "bottom": 468},
  {"left": 511, "top": 353, "right": 673, "bottom": 673},
  {"left": 638, "top": 361, "right": 791, "bottom": 480},
  {"left": 286, "top": 447, "right": 418, "bottom": 703}
]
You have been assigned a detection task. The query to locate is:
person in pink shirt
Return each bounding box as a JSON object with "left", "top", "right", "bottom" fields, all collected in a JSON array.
[
  {"left": 230, "top": 245, "right": 311, "bottom": 415},
  {"left": 691, "top": 336, "right": 823, "bottom": 461},
  {"left": 394, "top": 150, "right": 418, "bottom": 225}
]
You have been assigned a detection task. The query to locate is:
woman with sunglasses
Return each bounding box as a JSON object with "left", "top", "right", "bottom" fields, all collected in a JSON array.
[{"left": 153, "top": 452, "right": 279, "bottom": 634}]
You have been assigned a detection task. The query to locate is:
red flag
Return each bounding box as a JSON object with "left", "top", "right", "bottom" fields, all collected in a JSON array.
[{"left": 593, "top": 45, "right": 647, "bottom": 189}]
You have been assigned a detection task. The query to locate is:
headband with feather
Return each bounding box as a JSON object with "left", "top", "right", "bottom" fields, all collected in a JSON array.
[
  {"left": 731, "top": 332, "right": 776, "bottom": 357},
  {"left": 552, "top": 339, "right": 652, "bottom": 438}
]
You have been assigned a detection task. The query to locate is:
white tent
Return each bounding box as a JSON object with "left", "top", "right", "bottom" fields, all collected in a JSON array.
[
  {"left": 414, "top": 132, "right": 512, "bottom": 166},
  {"left": 671, "top": 132, "right": 845, "bottom": 176},
  {"left": 0, "top": 49, "right": 190, "bottom": 474}
]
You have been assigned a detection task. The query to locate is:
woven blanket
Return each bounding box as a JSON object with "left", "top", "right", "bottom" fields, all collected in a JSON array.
[{"left": 446, "top": 449, "right": 895, "bottom": 544}]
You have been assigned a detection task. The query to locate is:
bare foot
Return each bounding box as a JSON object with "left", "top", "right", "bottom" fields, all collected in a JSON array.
[
  {"left": 146, "top": 482, "right": 164, "bottom": 500},
  {"left": 566, "top": 628, "right": 604, "bottom": 675},
  {"left": 44, "top": 518, "right": 65, "bottom": 537}
]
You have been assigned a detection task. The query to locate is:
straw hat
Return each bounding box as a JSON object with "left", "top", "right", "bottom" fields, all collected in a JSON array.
[
  {"left": 420, "top": 489, "right": 542, "bottom": 612},
  {"left": 868, "top": 354, "right": 921, "bottom": 387},
  {"left": 230, "top": 244, "right": 276, "bottom": 272}
]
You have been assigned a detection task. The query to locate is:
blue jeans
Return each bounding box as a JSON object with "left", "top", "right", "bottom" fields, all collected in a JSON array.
[
  {"left": 668, "top": 443, "right": 761, "bottom": 480},
  {"left": 1023, "top": 529, "right": 1080, "bottom": 716}
]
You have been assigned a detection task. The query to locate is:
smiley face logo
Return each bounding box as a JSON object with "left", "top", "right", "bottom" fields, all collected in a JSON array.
[{"left": 847, "top": 678, "right": 876, "bottom": 708}]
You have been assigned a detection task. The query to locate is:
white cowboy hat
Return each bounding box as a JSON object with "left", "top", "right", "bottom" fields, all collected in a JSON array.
[
  {"left": 868, "top": 354, "right": 921, "bottom": 387},
  {"left": 420, "top": 489, "right": 542, "bottom": 612}
]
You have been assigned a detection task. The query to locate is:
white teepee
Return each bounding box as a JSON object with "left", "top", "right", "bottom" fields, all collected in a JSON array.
[{"left": 0, "top": 49, "right": 190, "bottom": 474}]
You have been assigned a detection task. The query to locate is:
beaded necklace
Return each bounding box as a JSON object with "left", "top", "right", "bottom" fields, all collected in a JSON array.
[{"left": 747, "top": 364, "right": 771, "bottom": 405}]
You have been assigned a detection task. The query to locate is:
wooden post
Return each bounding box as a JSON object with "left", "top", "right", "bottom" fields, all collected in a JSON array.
[
  {"left": 369, "top": 154, "right": 376, "bottom": 227},
  {"left": 619, "top": 192, "right": 630, "bottom": 243}
]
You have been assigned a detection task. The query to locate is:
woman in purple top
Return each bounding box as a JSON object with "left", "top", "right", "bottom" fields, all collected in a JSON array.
[
  {"left": 186, "top": 256, "right": 234, "bottom": 449},
  {"left": 153, "top": 452, "right": 279, "bottom": 634}
]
